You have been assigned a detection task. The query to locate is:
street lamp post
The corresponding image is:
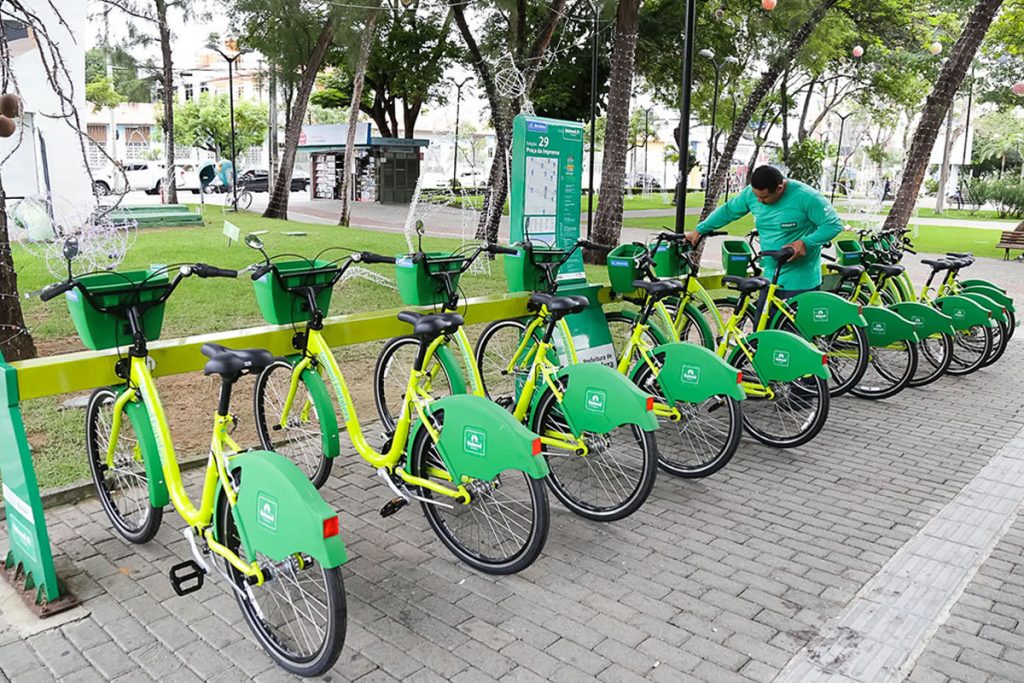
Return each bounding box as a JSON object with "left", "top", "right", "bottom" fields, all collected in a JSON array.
[
  {"left": 642, "top": 106, "right": 655, "bottom": 186},
  {"left": 449, "top": 77, "right": 473, "bottom": 189},
  {"left": 698, "top": 49, "right": 738, "bottom": 194},
  {"left": 675, "top": 0, "right": 697, "bottom": 234},
  {"left": 831, "top": 111, "right": 853, "bottom": 203},
  {"left": 207, "top": 40, "right": 250, "bottom": 212}
]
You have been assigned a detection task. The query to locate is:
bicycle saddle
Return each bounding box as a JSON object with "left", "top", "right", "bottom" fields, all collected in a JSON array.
[
  {"left": 866, "top": 263, "right": 905, "bottom": 277},
  {"left": 946, "top": 252, "right": 973, "bottom": 258},
  {"left": 397, "top": 311, "right": 464, "bottom": 339},
  {"left": 921, "top": 259, "right": 951, "bottom": 270},
  {"left": 201, "top": 343, "right": 276, "bottom": 379},
  {"left": 630, "top": 279, "right": 686, "bottom": 300},
  {"left": 824, "top": 264, "right": 865, "bottom": 279},
  {"left": 527, "top": 293, "right": 589, "bottom": 317},
  {"left": 722, "top": 275, "right": 770, "bottom": 294}
]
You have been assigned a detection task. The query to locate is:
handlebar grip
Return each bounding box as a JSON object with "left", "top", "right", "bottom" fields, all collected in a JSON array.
[
  {"left": 705, "top": 230, "right": 729, "bottom": 238},
  {"left": 360, "top": 252, "right": 397, "bottom": 264},
  {"left": 905, "top": 247, "right": 917, "bottom": 254},
  {"left": 487, "top": 244, "right": 519, "bottom": 256},
  {"left": 251, "top": 263, "right": 274, "bottom": 281},
  {"left": 39, "top": 280, "right": 74, "bottom": 302},
  {"left": 822, "top": 253, "right": 836, "bottom": 262},
  {"left": 579, "top": 240, "right": 613, "bottom": 252},
  {"left": 194, "top": 264, "right": 238, "bottom": 279}
]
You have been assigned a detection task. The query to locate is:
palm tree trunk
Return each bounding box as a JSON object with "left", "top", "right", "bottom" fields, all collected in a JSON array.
[
  {"left": 0, "top": 176, "right": 35, "bottom": 361},
  {"left": 587, "top": 0, "right": 642, "bottom": 263},
  {"left": 882, "top": 0, "right": 1004, "bottom": 232},
  {"left": 155, "top": 0, "right": 177, "bottom": 204},
  {"left": 264, "top": 18, "right": 335, "bottom": 220},
  {"left": 339, "top": 5, "right": 381, "bottom": 227},
  {"left": 700, "top": 0, "right": 840, "bottom": 222}
]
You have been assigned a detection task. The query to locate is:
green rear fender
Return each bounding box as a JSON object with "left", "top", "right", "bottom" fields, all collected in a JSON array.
[
  {"left": 123, "top": 396, "right": 168, "bottom": 508},
  {"left": 221, "top": 451, "right": 347, "bottom": 568},
  {"left": 960, "top": 278, "right": 1007, "bottom": 295},
  {"left": 632, "top": 342, "right": 745, "bottom": 402},
  {"left": 785, "top": 291, "right": 867, "bottom": 337},
  {"left": 935, "top": 295, "right": 993, "bottom": 330},
  {"left": 959, "top": 292, "right": 1008, "bottom": 324},
  {"left": 297, "top": 364, "right": 341, "bottom": 459},
  {"left": 435, "top": 343, "right": 470, "bottom": 395},
  {"left": 861, "top": 306, "right": 920, "bottom": 346},
  {"left": 556, "top": 362, "right": 658, "bottom": 433},
  {"left": 744, "top": 330, "right": 829, "bottom": 382},
  {"left": 679, "top": 300, "right": 716, "bottom": 350},
  {"left": 888, "top": 302, "right": 955, "bottom": 337},
  {"left": 420, "top": 394, "right": 549, "bottom": 481},
  {"left": 960, "top": 284, "right": 1014, "bottom": 313}
]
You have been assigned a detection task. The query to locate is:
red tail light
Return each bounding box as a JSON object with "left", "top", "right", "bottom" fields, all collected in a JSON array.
[
  {"left": 857, "top": 305, "right": 863, "bottom": 314},
  {"left": 822, "top": 355, "right": 829, "bottom": 365},
  {"left": 646, "top": 396, "right": 655, "bottom": 411},
  {"left": 532, "top": 438, "right": 542, "bottom": 456},
  {"left": 736, "top": 371, "right": 743, "bottom": 384},
  {"left": 323, "top": 516, "right": 340, "bottom": 539}
]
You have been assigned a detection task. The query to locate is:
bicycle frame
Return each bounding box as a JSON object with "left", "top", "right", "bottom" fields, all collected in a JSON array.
[
  {"left": 106, "top": 355, "right": 264, "bottom": 582},
  {"left": 278, "top": 327, "right": 472, "bottom": 503}
]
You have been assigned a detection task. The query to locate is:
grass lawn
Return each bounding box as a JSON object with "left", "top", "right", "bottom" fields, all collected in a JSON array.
[
  {"left": 914, "top": 207, "right": 1019, "bottom": 222},
  {"left": 424, "top": 190, "right": 708, "bottom": 215}
]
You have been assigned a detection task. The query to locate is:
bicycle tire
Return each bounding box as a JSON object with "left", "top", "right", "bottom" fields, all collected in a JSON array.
[
  {"left": 475, "top": 319, "right": 534, "bottom": 409},
  {"left": 85, "top": 387, "right": 163, "bottom": 544},
  {"left": 374, "top": 335, "right": 455, "bottom": 431},
  {"left": 531, "top": 385, "right": 658, "bottom": 521},
  {"left": 849, "top": 340, "right": 918, "bottom": 400},
  {"left": 778, "top": 319, "right": 869, "bottom": 398},
  {"left": 982, "top": 318, "right": 1009, "bottom": 367},
  {"left": 253, "top": 360, "right": 333, "bottom": 488},
  {"left": 217, "top": 475, "right": 347, "bottom": 677},
  {"left": 631, "top": 359, "right": 742, "bottom": 479},
  {"left": 946, "top": 324, "right": 993, "bottom": 376},
  {"left": 727, "top": 350, "right": 830, "bottom": 448},
  {"left": 409, "top": 411, "right": 549, "bottom": 574},
  {"left": 909, "top": 333, "right": 953, "bottom": 388},
  {"left": 604, "top": 312, "right": 664, "bottom": 369}
]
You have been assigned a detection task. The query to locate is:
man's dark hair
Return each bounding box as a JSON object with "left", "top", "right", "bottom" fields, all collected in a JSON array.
[{"left": 750, "top": 165, "right": 785, "bottom": 191}]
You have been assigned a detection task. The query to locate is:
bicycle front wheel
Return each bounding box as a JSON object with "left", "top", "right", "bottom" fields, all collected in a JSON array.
[
  {"left": 374, "top": 335, "right": 454, "bottom": 431},
  {"left": 409, "top": 412, "right": 549, "bottom": 574},
  {"left": 729, "top": 352, "right": 830, "bottom": 448},
  {"left": 86, "top": 387, "right": 163, "bottom": 544},
  {"left": 475, "top": 319, "right": 534, "bottom": 409},
  {"left": 632, "top": 361, "right": 741, "bottom": 478},
  {"left": 254, "top": 360, "right": 332, "bottom": 488},
  {"left": 532, "top": 387, "right": 658, "bottom": 521},
  {"left": 217, "top": 480, "right": 346, "bottom": 677}
]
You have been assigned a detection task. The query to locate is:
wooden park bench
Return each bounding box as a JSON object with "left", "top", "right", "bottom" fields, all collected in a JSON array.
[{"left": 996, "top": 223, "right": 1024, "bottom": 260}]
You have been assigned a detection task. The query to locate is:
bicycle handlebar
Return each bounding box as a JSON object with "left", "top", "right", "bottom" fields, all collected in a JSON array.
[
  {"left": 39, "top": 280, "right": 75, "bottom": 302},
  {"left": 192, "top": 264, "right": 238, "bottom": 279},
  {"left": 357, "top": 252, "right": 397, "bottom": 265}
]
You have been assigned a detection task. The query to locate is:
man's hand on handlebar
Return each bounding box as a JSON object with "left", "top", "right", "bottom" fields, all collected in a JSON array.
[
  {"left": 684, "top": 230, "right": 701, "bottom": 247},
  {"left": 782, "top": 239, "right": 807, "bottom": 260}
]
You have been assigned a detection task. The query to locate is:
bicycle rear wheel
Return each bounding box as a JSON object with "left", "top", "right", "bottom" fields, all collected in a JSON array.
[
  {"left": 849, "top": 340, "right": 918, "bottom": 400},
  {"left": 982, "top": 319, "right": 1009, "bottom": 367},
  {"left": 85, "top": 387, "right": 163, "bottom": 544},
  {"left": 374, "top": 335, "right": 454, "bottom": 431},
  {"left": 909, "top": 333, "right": 953, "bottom": 388},
  {"left": 632, "top": 360, "right": 741, "bottom": 478},
  {"left": 946, "top": 325, "right": 993, "bottom": 376},
  {"left": 409, "top": 412, "right": 549, "bottom": 574},
  {"left": 254, "top": 360, "right": 332, "bottom": 488},
  {"left": 532, "top": 387, "right": 658, "bottom": 521},
  {"left": 778, "top": 320, "right": 868, "bottom": 397},
  {"left": 217, "top": 478, "right": 346, "bottom": 677},
  {"left": 728, "top": 352, "right": 830, "bottom": 448}
]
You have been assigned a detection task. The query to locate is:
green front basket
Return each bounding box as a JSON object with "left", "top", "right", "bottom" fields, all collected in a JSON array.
[
  {"left": 834, "top": 239, "right": 863, "bottom": 266},
  {"left": 395, "top": 253, "right": 466, "bottom": 306},
  {"left": 66, "top": 269, "right": 168, "bottom": 350},
  {"left": 606, "top": 244, "right": 647, "bottom": 294},
  {"left": 721, "top": 240, "right": 753, "bottom": 277},
  {"left": 652, "top": 242, "right": 689, "bottom": 278},
  {"left": 505, "top": 245, "right": 566, "bottom": 293},
  {"left": 253, "top": 259, "right": 335, "bottom": 325}
]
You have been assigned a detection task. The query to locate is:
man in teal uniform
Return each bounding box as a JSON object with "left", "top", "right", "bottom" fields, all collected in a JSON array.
[{"left": 686, "top": 165, "right": 844, "bottom": 318}]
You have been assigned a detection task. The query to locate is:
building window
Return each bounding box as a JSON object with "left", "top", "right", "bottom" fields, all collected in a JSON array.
[
  {"left": 200, "top": 82, "right": 209, "bottom": 95},
  {"left": 184, "top": 83, "right": 194, "bottom": 101}
]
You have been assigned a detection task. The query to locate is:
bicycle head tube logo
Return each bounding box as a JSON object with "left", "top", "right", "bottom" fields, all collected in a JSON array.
[
  {"left": 773, "top": 350, "right": 790, "bottom": 367},
  {"left": 680, "top": 365, "right": 701, "bottom": 385},
  {"left": 585, "top": 388, "right": 607, "bottom": 414},
  {"left": 257, "top": 493, "right": 278, "bottom": 532},
  {"left": 464, "top": 427, "right": 486, "bottom": 456},
  {"left": 871, "top": 321, "right": 887, "bottom": 334},
  {"left": 813, "top": 308, "right": 829, "bottom": 322}
]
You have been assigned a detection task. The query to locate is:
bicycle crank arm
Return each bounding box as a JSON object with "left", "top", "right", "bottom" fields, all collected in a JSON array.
[{"left": 377, "top": 467, "right": 455, "bottom": 509}]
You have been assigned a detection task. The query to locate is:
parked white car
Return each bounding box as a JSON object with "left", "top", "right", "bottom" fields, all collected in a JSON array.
[{"left": 92, "top": 161, "right": 164, "bottom": 196}]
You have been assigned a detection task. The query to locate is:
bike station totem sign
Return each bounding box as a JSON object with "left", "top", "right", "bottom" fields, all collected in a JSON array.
[{"left": 509, "top": 114, "right": 617, "bottom": 367}]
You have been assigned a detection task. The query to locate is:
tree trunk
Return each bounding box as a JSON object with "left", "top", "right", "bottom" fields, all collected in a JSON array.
[
  {"left": 155, "top": 0, "right": 177, "bottom": 204},
  {"left": 882, "top": 0, "right": 1003, "bottom": 232},
  {"left": 780, "top": 67, "right": 790, "bottom": 163},
  {"left": 586, "top": 0, "right": 642, "bottom": 263},
  {"left": 0, "top": 177, "right": 35, "bottom": 361},
  {"left": 700, "top": 0, "right": 840, "bottom": 223},
  {"left": 339, "top": 5, "right": 381, "bottom": 227},
  {"left": 264, "top": 18, "right": 335, "bottom": 220},
  {"left": 798, "top": 76, "right": 816, "bottom": 141}
]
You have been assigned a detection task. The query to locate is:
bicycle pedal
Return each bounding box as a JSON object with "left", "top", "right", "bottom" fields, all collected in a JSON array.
[
  {"left": 168, "top": 560, "right": 206, "bottom": 597},
  {"left": 379, "top": 497, "right": 409, "bottom": 518}
]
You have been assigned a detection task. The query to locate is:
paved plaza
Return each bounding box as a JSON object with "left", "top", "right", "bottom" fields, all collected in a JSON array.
[{"left": 1, "top": 257, "right": 1023, "bottom": 682}]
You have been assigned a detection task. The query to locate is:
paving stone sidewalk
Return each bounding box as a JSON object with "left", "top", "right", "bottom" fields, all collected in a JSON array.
[{"left": 2, "top": 315, "right": 1023, "bottom": 681}]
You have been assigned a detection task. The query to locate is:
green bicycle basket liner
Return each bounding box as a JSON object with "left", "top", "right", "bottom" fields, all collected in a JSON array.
[
  {"left": 65, "top": 269, "right": 168, "bottom": 350},
  {"left": 721, "top": 240, "right": 754, "bottom": 277},
  {"left": 652, "top": 242, "right": 690, "bottom": 278},
  {"left": 253, "top": 259, "right": 334, "bottom": 325},
  {"left": 395, "top": 253, "right": 466, "bottom": 306},
  {"left": 834, "top": 238, "right": 864, "bottom": 266},
  {"left": 606, "top": 244, "right": 648, "bottom": 294},
  {"left": 504, "top": 245, "right": 566, "bottom": 293}
]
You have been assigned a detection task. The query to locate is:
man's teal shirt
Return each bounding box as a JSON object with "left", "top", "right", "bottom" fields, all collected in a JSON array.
[{"left": 695, "top": 180, "right": 843, "bottom": 290}]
